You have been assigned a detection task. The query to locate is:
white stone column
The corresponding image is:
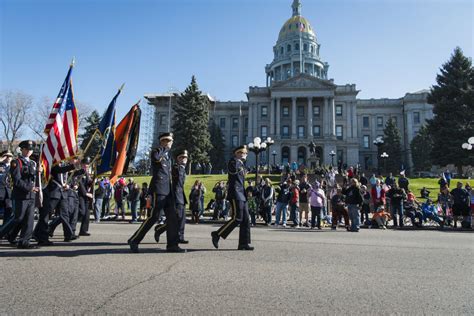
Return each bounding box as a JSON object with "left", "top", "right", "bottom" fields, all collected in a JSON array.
[
  {"left": 330, "top": 97, "right": 336, "bottom": 137},
  {"left": 276, "top": 98, "right": 281, "bottom": 137},
  {"left": 253, "top": 103, "right": 258, "bottom": 138},
  {"left": 291, "top": 61, "right": 294, "bottom": 77},
  {"left": 346, "top": 102, "right": 351, "bottom": 139},
  {"left": 247, "top": 103, "right": 253, "bottom": 141},
  {"left": 270, "top": 98, "right": 275, "bottom": 136},
  {"left": 307, "top": 97, "right": 313, "bottom": 137},
  {"left": 324, "top": 97, "right": 329, "bottom": 136},
  {"left": 291, "top": 97, "right": 297, "bottom": 139},
  {"left": 351, "top": 101, "right": 357, "bottom": 139}
]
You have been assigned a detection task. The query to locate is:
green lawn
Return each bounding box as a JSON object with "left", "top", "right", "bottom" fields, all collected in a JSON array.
[
  {"left": 102, "top": 174, "right": 470, "bottom": 216},
  {"left": 118, "top": 174, "right": 471, "bottom": 202}
]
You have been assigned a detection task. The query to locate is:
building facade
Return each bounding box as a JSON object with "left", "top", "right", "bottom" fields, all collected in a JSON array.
[{"left": 144, "top": 0, "right": 433, "bottom": 172}]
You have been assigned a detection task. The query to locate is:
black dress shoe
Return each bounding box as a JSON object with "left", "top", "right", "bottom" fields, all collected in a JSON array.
[
  {"left": 166, "top": 245, "right": 186, "bottom": 253},
  {"left": 17, "top": 243, "right": 39, "bottom": 249},
  {"left": 178, "top": 239, "right": 189, "bottom": 244},
  {"left": 79, "top": 232, "right": 91, "bottom": 236},
  {"left": 211, "top": 231, "right": 219, "bottom": 249},
  {"left": 154, "top": 231, "right": 160, "bottom": 243},
  {"left": 64, "top": 235, "right": 79, "bottom": 242},
  {"left": 38, "top": 240, "right": 54, "bottom": 246},
  {"left": 128, "top": 239, "right": 139, "bottom": 253},
  {"left": 237, "top": 245, "right": 254, "bottom": 251}
]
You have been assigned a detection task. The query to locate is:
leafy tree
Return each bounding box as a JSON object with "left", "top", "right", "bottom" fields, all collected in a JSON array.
[
  {"left": 208, "top": 119, "right": 226, "bottom": 172},
  {"left": 410, "top": 125, "right": 433, "bottom": 172},
  {"left": 382, "top": 118, "right": 403, "bottom": 174},
  {"left": 172, "top": 76, "right": 212, "bottom": 173},
  {"left": 80, "top": 110, "right": 101, "bottom": 157},
  {"left": 427, "top": 47, "right": 474, "bottom": 174}
]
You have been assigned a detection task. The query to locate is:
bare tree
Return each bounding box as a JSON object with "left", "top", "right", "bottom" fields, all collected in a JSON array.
[
  {"left": 27, "top": 96, "right": 93, "bottom": 141},
  {"left": 0, "top": 90, "right": 32, "bottom": 151}
]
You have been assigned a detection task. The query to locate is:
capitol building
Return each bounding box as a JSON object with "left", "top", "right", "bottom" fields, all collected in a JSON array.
[{"left": 145, "top": 0, "right": 433, "bottom": 172}]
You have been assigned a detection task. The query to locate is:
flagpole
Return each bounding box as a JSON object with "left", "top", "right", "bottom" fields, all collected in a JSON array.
[{"left": 37, "top": 143, "right": 44, "bottom": 208}]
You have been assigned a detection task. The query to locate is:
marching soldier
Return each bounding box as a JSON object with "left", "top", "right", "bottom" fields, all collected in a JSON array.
[
  {"left": 154, "top": 149, "right": 189, "bottom": 244},
  {"left": 34, "top": 160, "right": 80, "bottom": 245},
  {"left": 76, "top": 157, "right": 93, "bottom": 236},
  {"left": 48, "top": 163, "right": 85, "bottom": 238},
  {"left": 211, "top": 145, "right": 254, "bottom": 250},
  {"left": 0, "top": 151, "right": 13, "bottom": 227},
  {"left": 7, "top": 140, "right": 40, "bottom": 249},
  {"left": 128, "top": 132, "right": 184, "bottom": 253}
]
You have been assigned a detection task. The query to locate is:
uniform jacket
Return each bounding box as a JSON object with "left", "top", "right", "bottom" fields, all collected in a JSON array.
[
  {"left": 172, "top": 163, "right": 187, "bottom": 205},
  {"left": 10, "top": 156, "right": 37, "bottom": 200},
  {"left": 70, "top": 169, "right": 89, "bottom": 199},
  {"left": 226, "top": 156, "right": 247, "bottom": 201},
  {"left": 149, "top": 147, "right": 172, "bottom": 196},
  {"left": 46, "top": 164, "right": 76, "bottom": 199},
  {"left": 0, "top": 162, "right": 11, "bottom": 201}
]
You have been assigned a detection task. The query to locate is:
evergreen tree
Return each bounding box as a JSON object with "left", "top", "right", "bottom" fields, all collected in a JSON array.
[
  {"left": 209, "top": 119, "right": 226, "bottom": 172},
  {"left": 79, "top": 110, "right": 101, "bottom": 157},
  {"left": 427, "top": 47, "right": 474, "bottom": 174},
  {"left": 172, "top": 76, "right": 212, "bottom": 173},
  {"left": 410, "top": 125, "right": 433, "bottom": 172},
  {"left": 382, "top": 118, "right": 403, "bottom": 174}
]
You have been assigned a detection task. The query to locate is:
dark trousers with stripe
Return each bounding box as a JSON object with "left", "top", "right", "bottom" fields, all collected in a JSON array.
[
  {"left": 9, "top": 199, "right": 36, "bottom": 246},
  {"left": 129, "top": 193, "right": 178, "bottom": 247},
  {"left": 35, "top": 197, "right": 73, "bottom": 241},
  {"left": 155, "top": 203, "right": 186, "bottom": 241},
  {"left": 216, "top": 199, "right": 251, "bottom": 246}
]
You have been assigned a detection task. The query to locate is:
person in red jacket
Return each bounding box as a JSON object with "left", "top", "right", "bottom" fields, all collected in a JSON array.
[
  {"left": 371, "top": 179, "right": 386, "bottom": 209},
  {"left": 289, "top": 180, "right": 300, "bottom": 227}
]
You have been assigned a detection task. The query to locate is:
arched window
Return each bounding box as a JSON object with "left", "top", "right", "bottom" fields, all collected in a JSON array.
[
  {"left": 282, "top": 146, "right": 290, "bottom": 164},
  {"left": 295, "top": 43, "right": 300, "bottom": 51},
  {"left": 303, "top": 43, "right": 308, "bottom": 51},
  {"left": 287, "top": 44, "right": 291, "bottom": 52},
  {"left": 297, "top": 147, "right": 306, "bottom": 165},
  {"left": 310, "top": 45, "right": 314, "bottom": 53},
  {"left": 280, "top": 46, "right": 284, "bottom": 55}
]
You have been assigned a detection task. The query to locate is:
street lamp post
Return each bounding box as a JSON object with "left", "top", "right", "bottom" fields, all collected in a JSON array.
[
  {"left": 272, "top": 150, "right": 277, "bottom": 172},
  {"left": 264, "top": 137, "right": 274, "bottom": 175},
  {"left": 462, "top": 137, "right": 474, "bottom": 151},
  {"left": 381, "top": 152, "right": 389, "bottom": 175},
  {"left": 373, "top": 136, "right": 385, "bottom": 175},
  {"left": 329, "top": 150, "right": 336, "bottom": 167},
  {"left": 248, "top": 137, "right": 267, "bottom": 183}
]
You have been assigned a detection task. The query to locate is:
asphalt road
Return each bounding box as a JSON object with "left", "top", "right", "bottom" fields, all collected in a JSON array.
[{"left": 0, "top": 221, "right": 472, "bottom": 315}]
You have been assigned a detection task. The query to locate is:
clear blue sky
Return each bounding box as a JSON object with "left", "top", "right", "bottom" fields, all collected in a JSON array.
[{"left": 1, "top": 0, "right": 473, "bottom": 122}]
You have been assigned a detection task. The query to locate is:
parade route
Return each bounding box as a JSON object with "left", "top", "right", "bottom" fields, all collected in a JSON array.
[{"left": 0, "top": 221, "right": 472, "bottom": 315}]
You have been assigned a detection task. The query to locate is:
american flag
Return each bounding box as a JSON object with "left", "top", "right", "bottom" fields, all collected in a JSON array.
[{"left": 41, "top": 64, "right": 78, "bottom": 180}]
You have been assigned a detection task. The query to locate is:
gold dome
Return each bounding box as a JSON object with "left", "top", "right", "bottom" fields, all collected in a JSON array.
[{"left": 278, "top": 15, "right": 316, "bottom": 41}]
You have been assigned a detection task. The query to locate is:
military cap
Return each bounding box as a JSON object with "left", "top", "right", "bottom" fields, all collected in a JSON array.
[
  {"left": 81, "top": 157, "right": 91, "bottom": 164},
  {"left": 176, "top": 149, "right": 188, "bottom": 159},
  {"left": 233, "top": 145, "right": 248, "bottom": 154},
  {"left": 18, "top": 140, "right": 35, "bottom": 150},
  {"left": 159, "top": 132, "right": 174, "bottom": 141}
]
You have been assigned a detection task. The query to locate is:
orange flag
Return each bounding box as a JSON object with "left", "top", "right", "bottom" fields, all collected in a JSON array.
[{"left": 109, "top": 103, "right": 141, "bottom": 184}]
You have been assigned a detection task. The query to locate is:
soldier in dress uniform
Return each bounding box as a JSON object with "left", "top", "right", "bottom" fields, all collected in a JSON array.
[
  {"left": 154, "top": 149, "right": 189, "bottom": 244},
  {"left": 34, "top": 159, "right": 80, "bottom": 245},
  {"left": 128, "top": 132, "right": 184, "bottom": 253},
  {"left": 76, "top": 157, "right": 93, "bottom": 236},
  {"left": 0, "top": 151, "right": 14, "bottom": 227},
  {"left": 7, "top": 140, "right": 40, "bottom": 249},
  {"left": 211, "top": 145, "right": 254, "bottom": 250},
  {"left": 48, "top": 163, "right": 85, "bottom": 238}
]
